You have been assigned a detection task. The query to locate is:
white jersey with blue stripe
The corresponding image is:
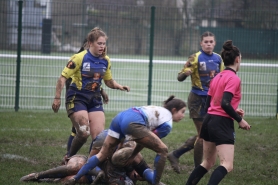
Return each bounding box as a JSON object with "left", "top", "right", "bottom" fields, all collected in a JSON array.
[{"left": 133, "top": 106, "right": 173, "bottom": 131}]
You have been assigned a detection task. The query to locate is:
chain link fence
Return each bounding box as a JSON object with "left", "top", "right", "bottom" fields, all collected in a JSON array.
[{"left": 0, "top": 0, "right": 277, "bottom": 117}]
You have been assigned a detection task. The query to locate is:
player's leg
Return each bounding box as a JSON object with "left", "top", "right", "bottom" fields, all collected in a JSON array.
[
  {"left": 185, "top": 140, "right": 216, "bottom": 185},
  {"left": 193, "top": 118, "right": 203, "bottom": 167},
  {"left": 68, "top": 110, "right": 90, "bottom": 157},
  {"left": 89, "top": 129, "right": 108, "bottom": 157},
  {"left": 62, "top": 126, "right": 76, "bottom": 164},
  {"left": 20, "top": 155, "right": 87, "bottom": 182},
  {"left": 206, "top": 116, "right": 235, "bottom": 185},
  {"left": 67, "top": 127, "right": 76, "bottom": 154},
  {"left": 131, "top": 151, "right": 166, "bottom": 185},
  {"left": 88, "top": 111, "right": 105, "bottom": 141},
  {"left": 206, "top": 144, "right": 232, "bottom": 185},
  {"left": 65, "top": 88, "right": 92, "bottom": 157},
  {"left": 167, "top": 135, "right": 197, "bottom": 173},
  {"left": 188, "top": 92, "right": 207, "bottom": 167},
  {"left": 131, "top": 127, "right": 168, "bottom": 185},
  {"left": 63, "top": 78, "right": 76, "bottom": 162},
  {"left": 72, "top": 135, "right": 120, "bottom": 182}
]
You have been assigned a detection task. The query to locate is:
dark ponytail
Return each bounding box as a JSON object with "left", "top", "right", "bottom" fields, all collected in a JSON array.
[
  {"left": 221, "top": 40, "right": 240, "bottom": 66},
  {"left": 163, "top": 95, "right": 186, "bottom": 113}
]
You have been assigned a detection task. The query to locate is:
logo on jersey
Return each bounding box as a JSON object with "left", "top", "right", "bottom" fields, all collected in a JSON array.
[
  {"left": 66, "top": 60, "right": 76, "bottom": 69},
  {"left": 83, "top": 63, "right": 90, "bottom": 71},
  {"left": 199, "top": 62, "right": 207, "bottom": 71},
  {"left": 85, "top": 82, "right": 99, "bottom": 91}
]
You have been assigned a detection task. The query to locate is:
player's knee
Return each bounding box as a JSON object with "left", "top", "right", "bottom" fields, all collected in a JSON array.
[
  {"left": 67, "top": 157, "right": 87, "bottom": 173},
  {"left": 76, "top": 121, "right": 90, "bottom": 139},
  {"left": 158, "top": 146, "right": 168, "bottom": 156},
  {"left": 68, "top": 163, "right": 83, "bottom": 173},
  {"left": 77, "top": 128, "right": 90, "bottom": 139},
  {"left": 201, "top": 160, "right": 215, "bottom": 170}
]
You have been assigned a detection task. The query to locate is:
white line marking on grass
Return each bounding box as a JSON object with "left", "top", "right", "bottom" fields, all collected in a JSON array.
[
  {"left": 2, "top": 154, "right": 37, "bottom": 164},
  {"left": 0, "top": 128, "right": 66, "bottom": 132}
]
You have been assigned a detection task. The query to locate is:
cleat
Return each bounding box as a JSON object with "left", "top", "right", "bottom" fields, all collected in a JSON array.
[
  {"left": 167, "top": 151, "right": 180, "bottom": 174},
  {"left": 20, "top": 173, "right": 38, "bottom": 182}
]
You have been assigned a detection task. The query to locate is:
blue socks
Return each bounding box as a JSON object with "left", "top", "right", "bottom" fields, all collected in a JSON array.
[
  {"left": 74, "top": 155, "right": 100, "bottom": 181},
  {"left": 143, "top": 168, "right": 154, "bottom": 184}
]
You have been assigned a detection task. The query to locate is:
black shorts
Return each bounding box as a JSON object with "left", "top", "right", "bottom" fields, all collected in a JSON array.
[{"left": 200, "top": 114, "right": 235, "bottom": 145}]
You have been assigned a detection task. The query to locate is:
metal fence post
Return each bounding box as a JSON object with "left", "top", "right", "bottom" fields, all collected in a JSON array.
[
  {"left": 147, "top": 6, "right": 155, "bottom": 105},
  {"left": 14, "top": 0, "right": 23, "bottom": 112},
  {"left": 277, "top": 84, "right": 278, "bottom": 119}
]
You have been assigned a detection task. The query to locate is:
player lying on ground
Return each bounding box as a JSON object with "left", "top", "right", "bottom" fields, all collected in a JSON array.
[{"left": 20, "top": 130, "right": 166, "bottom": 185}]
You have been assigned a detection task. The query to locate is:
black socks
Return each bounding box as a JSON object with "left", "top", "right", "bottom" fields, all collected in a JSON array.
[
  {"left": 207, "top": 166, "right": 227, "bottom": 185},
  {"left": 185, "top": 165, "right": 208, "bottom": 185}
]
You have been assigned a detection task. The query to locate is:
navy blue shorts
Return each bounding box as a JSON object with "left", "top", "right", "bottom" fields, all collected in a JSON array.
[
  {"left": 200, "top": 114, "right": 235, "bottom": 145},
  {"left": 65, "top": 87, "right": 103, "bottom": 116}
]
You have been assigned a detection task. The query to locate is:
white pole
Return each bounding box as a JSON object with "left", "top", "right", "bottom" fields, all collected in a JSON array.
[{"left": 46, "top": 0, "right": 52, "bottom": 19}]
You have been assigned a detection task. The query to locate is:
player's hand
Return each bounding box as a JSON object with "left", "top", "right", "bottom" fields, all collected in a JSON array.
[
  {"left": 184, "top": 69, "right": 192, "bottom": 76},
  {"left": 119, "top": 85, "right": 130, "bottom": 92},
  {"left": 52, "top": 98, "right": 61, "bottom": 113},
  {"left": 238, "top": 119, "right": 251, "bottom": 130},
  {"left": 100, "top": 89, "right": 109, "bottom": 104},
  {"left": 236, "top": 108, "right": 244, "bottom": 117}
]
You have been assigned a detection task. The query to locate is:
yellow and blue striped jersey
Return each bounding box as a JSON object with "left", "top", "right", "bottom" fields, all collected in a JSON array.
[
  {"left": 62, "top": 49, "right": 112, "bottom": 92},
  {"left": 179, "top": 50, "right": 224, "bottom": 95}
]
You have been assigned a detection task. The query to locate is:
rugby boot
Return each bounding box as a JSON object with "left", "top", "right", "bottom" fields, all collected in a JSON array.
[
  {"left": 20, "top": 173, "right": 38, "bottom": 182},
  {"left": 167, "top": 151, "right": 180, "bottom": 173}
]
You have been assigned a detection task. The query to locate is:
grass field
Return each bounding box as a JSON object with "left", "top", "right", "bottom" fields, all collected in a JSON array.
[{"left": 0, "top": 110, "right": 277, "bottom": 185}]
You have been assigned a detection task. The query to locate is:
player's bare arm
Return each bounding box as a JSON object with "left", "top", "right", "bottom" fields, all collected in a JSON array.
[
  {"left": 177, "top": 72, "right": 188, "bottom": 81},
  {"left": 52, "top": 75, "right": 67, "bottom": 113},
  {"left": 177, "top": 56, "right": 193, "bottom": 82},
  {"left": 104, "top": 79, "right": 130, "bottom": 92}
]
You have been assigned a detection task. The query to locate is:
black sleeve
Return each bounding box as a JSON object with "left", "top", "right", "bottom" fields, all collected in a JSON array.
[
  {"left": 204, "top": 95, "right": 211, "bottom": 113},
  {"left": 221, "top": 92, "right": 242, "bottom": 122}
]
